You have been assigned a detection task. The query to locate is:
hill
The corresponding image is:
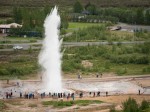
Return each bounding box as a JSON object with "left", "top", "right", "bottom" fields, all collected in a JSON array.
[{"left": 0, "top": 0, "right": 150, "bottom": 7}]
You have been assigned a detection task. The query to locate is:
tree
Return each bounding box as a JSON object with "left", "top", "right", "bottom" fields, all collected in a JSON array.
[
  {"left": 61, "top": 13, "right": 69, "bottom": 29},
  {"left": 136, "top": 8, "right": 144, "bottom": 24},
  {"left": 141, "top": 42, "right": 150, "bottom": 55},
  {"left": 73, "top": 0, "right": 83, "bottom": 13},
  {"left": 85, "top": 2, "right": 91, "bottom": 10},
  {"left": 85, "top": 2, "right": 97, "bottom": 15},
  {"left": 145, "top": 10, "right": 150, "bottom": 25},
  {"left": 44, "top": 5, "right": 51, "bottom": 16},
  {"left": 13, "top": 7, "right": 22, "bottom": 24}
]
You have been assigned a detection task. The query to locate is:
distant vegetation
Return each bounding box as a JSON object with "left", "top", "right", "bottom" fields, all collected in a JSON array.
[
  {"left": 0, "top": 51, "right": 39, "bottom": 79},
  {"left": 0, "top": 0, "right": 150, "bottom": 37},
  {"left": 72, "top": 1, "right": 150, "bottom": 25},
  {"left": 64, "top": 25, "right": 150, "bottom": 42},
  {"left": 0, "top": 41, "right": 149, "bottom": 79},
  {"left": 0, "top": 0, "right": 150, "bottom": 79},
  {"left": 0, "top": 0, "right": 150, "bottom": 7},
  {"left": 63, "top": 42, "right": 150, "bottom": 75}
]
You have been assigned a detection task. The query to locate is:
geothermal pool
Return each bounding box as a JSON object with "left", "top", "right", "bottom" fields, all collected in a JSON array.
[
  {"left": 0, "top": 79, "right": 149, "bottom": 99},
  {"left": 66, "top": 81, "right": 144, "bottom": 95}
]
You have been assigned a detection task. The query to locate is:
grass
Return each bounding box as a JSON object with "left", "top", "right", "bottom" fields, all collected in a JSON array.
[
  {"left": 42, "top": 100, "right": 102, "bottom": 108},
  {"left": 0, "top": 37, "right": 40, "bottom": 44},
  {"left": 0, "top": 38, "right": 149, "bottom": 79},
  {"left": 0, "top": 45, "right": 13, "bottom": 49},
  {"left": 66, "top": 22, "right": 103, "bottom": 33},
  {"left": 142, "top": 108, "right": 150, "bottom": 112},
  {"left": 0, "top": 100, "right": 6, "bottom": 110},
  {"left": 63, "top": 43, "right": 150, "bottom": 75},
  {"left": 68, "top": 22, "right": 103, "bottom": 29},
  {"left": 64, "top": 25, "right": 150, "bottom": 42},
  {"left": 0, "top": 50, "right": 39, "bottom": 80}
]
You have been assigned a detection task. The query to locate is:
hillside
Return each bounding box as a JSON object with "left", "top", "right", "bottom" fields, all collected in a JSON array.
[{"left": 0, "top": 0, "right": 150, "bottom": 7}]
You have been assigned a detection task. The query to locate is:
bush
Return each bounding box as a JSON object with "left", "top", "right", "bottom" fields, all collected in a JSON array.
[
  {"left": 107, "top": 54, "right": 149, "bottom": 64},
  {"left": 104, "top": 61, "right": 110, "bottom": 69},
  {"left": 64, "top": 25, "right": 107, "bottom": 42},
  {"left": 140, "top": 100, "right": 149, "bottom": 110},
  {"left": 122, "top": 97, "right": 139, "bottom": 112},
  {"left": 143, "top": 66, "right": 150, "bottom": 73},
  {"left": 122, "top": 98, "right": 150, "bottom": 112},
  {"left": 109, "top": 106, "right": 116, "bottom": 112},
  {"left": 0, "top": 65, "right": 36, "bottom": 77},
  {"left": 30, "top": 39, "right": 37, "bottom": 43},
  {"left": 11, "top": 57, "right": 29, "bottom": 63},
  {"left": 0, "top": 69, "right": 10, "bottom": 76},
  {"left": 62, "top": 59, "right": 81, "bottom": 72},
  {"left": 116, "top": 68, "right": 127, "bottom": 75}
]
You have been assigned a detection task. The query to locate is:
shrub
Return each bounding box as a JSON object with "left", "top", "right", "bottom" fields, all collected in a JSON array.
[
  {"left": 104, "top": 61, "right": 110, "bottom": 69},
  {"left": 11, "top": 57, "right": 29, "bottom": 63},
  {"left": 0, "top": 66, "right": 36, "bottom": 77},
  {"left": 0, "top": 69, "right": 10, "bottom": 76},
  {"left": 140, "top": 100, "right": 149, "bottom": 110},
  {"left": 122, "top": 97, "right": 139, "bottom": 112},
  {"left": 109, "top": 106, "right": 116, "bottom": 112},
  {"left": 116, "top": 68, "right": 127, "bottom": 75},
  {"left": 30, "top": 39, "right": 37, "bottom": 43},
  {"left": 122, "top": 98, "right": 150, "bottom": 112},
  {"left": 143, "top": 66, "right": 150, "bottom": 73},
  {"left": 0, "top": 100, "right": 6, "bottom": 110}
]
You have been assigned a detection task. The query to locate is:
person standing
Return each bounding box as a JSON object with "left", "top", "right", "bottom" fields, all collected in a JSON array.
[
  {"left": 106, "top": 91, "right": 108, "bottom": 97},
  {"left": 20, "top": 92, "right": 22, "bottom": 98},
  {"left": 71, "top": 93, "right": 75, "bottom": 101},
  {"left": 93, "top": 92, "right": 95, "bottom": 97},
  {"left": 96, "top": 73, "right": 99, "bottom": 78},
  {"left": 138, "top": 89, "right": 141, "bottom": 95},
  {"left": 100, "top": 73, "right": 103, "bottom": 78}
]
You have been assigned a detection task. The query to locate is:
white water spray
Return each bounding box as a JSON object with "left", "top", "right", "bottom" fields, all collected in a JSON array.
[{"left": 38, "top": 6, "right": 62, "bottom": 93}]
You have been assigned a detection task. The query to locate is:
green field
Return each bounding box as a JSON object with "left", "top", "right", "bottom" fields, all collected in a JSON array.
[
  {"left": 66, "top": 22, "right": 105, "bottom": 33},
  {"left": 68, "top": 22, "right": 103, "bottom": 29},
  {"left": 42, "top": 100, "right": 102, "bottom": 108}
]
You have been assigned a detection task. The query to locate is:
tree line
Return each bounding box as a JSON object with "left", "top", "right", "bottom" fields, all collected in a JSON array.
[
  {"left": 73, "top": 1, "right": 150, "bottom": 25},
  {"left": 9, "top": 6, "right": 69, "bottom": 37}
]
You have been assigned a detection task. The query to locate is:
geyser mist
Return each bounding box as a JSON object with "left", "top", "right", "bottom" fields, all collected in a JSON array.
[{"left": 38, "top": 6, "right": 62, "bottom": 93}]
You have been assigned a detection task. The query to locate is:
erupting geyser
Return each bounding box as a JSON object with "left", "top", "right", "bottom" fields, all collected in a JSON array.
[{"left": 38, "top": 6, "right": 62, "bottom": 93}]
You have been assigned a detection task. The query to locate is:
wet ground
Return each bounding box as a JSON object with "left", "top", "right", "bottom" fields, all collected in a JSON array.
[{"left": 0, "top": 76, "right": 150, "bottom": 99}]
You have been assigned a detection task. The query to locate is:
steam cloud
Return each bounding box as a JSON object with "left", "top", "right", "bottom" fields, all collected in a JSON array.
[{"left": 38, "top": 6, "right": 62, "bottom": 93}]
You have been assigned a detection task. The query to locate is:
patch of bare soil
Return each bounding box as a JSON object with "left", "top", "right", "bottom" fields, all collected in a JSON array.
[
  {"left": 81, "top": 60, "right": 93, "bottom": 68},
  {"left": 2, "top": 94, "right": 150, "bottom": 112}
]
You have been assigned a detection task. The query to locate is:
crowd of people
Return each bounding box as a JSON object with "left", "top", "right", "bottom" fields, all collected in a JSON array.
[
  {"left": 3, "top": 88, "right": 143, "bottom": 101},
  {"left": 4, "top": 90, "right": 110, "bottom": 100},
  {"left": 2, "top": 79, "right": 143, "bottom": 101}
]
